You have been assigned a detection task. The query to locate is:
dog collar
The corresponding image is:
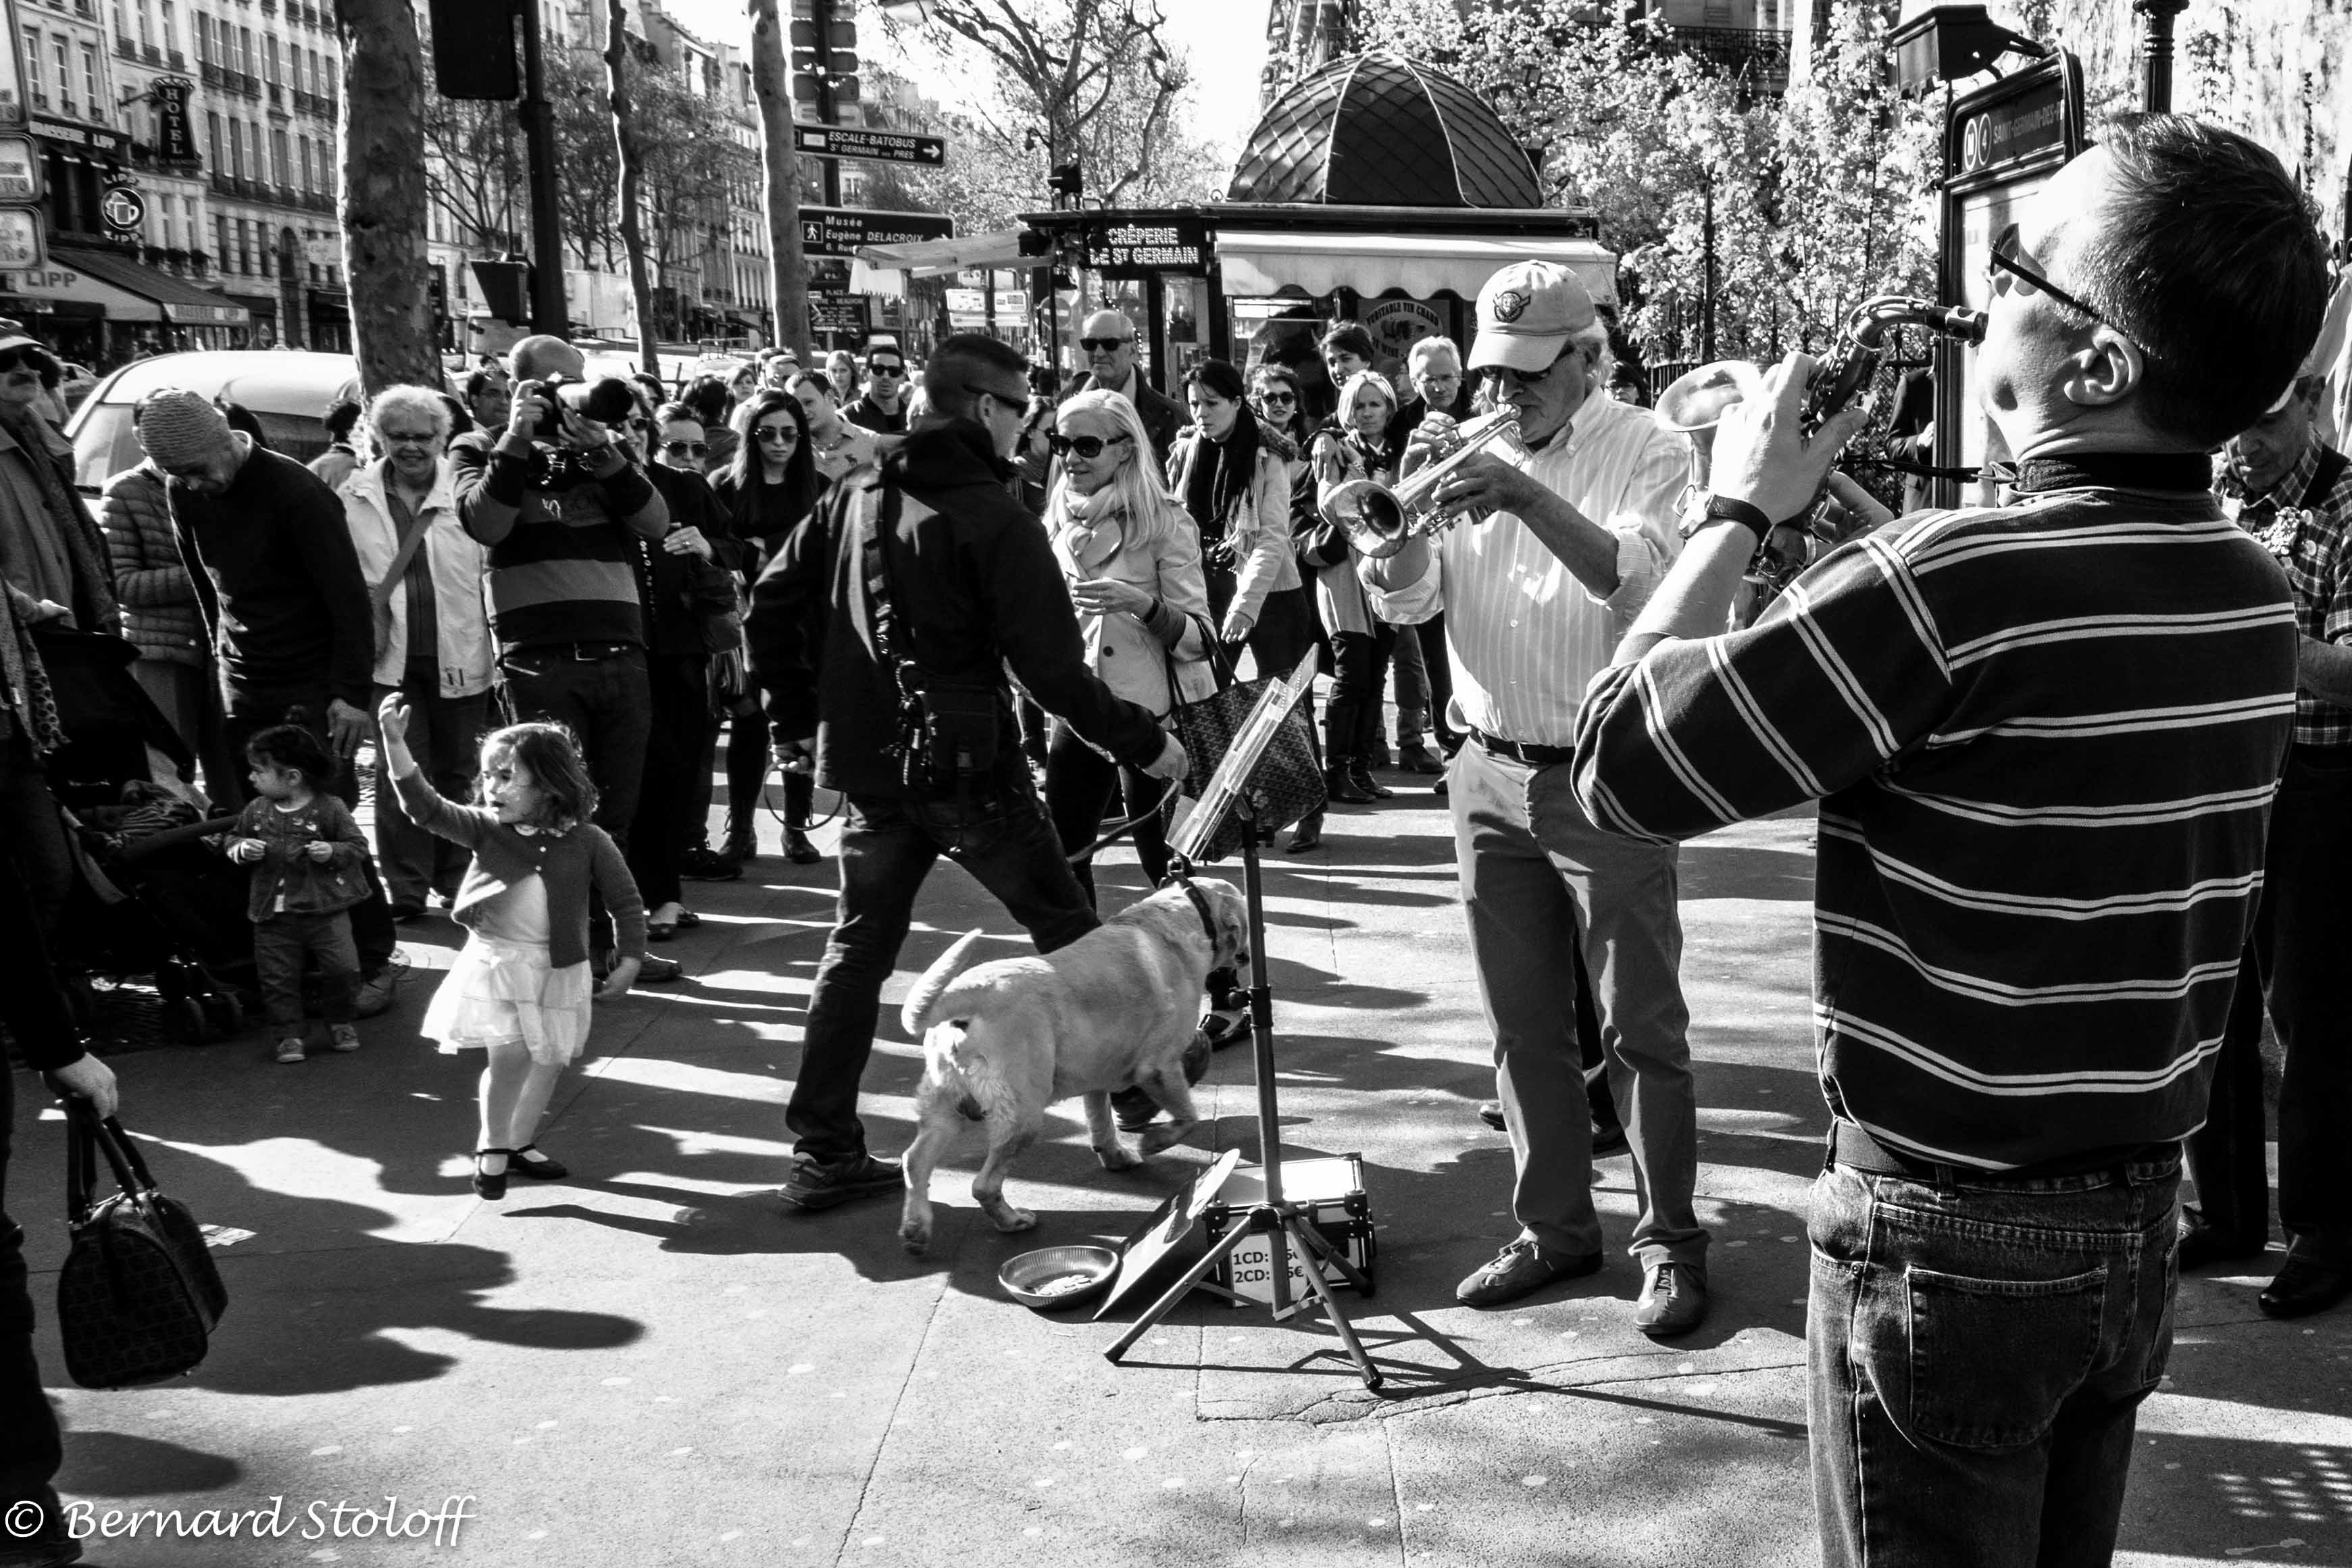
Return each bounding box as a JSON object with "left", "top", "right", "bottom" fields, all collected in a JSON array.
[{"left": 1178, "top": 879, "right": 1219, "bottom": 949}]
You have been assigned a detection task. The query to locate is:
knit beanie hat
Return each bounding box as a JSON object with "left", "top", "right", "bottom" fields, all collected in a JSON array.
[{"left": 135, "top": 389, "right": 234, "bottom": 466}]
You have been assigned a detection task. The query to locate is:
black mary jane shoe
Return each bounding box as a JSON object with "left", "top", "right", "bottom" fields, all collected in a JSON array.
[
  {"left": 473, "top": 1148, "right": 514, "bottom": 1200},
  {"left": 509, "top": 1143, "right": 570, "bottom": 1181}
]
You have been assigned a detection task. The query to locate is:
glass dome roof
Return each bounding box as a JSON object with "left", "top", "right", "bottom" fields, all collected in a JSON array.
[{"left": 1227, "top": 51, "right": 1545, "bottom": 209}]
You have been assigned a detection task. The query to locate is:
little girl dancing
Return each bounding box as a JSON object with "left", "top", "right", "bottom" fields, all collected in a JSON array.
[{"left": 378, "top": 696, "right": 649, "bottom": 1198}]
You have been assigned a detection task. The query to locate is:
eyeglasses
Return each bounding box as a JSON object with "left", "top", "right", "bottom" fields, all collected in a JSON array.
[
  {"left": 1987, "top": 222, "right": 2132, "bottom": 341},
  {"left": 661, "top": 440, "right": 708, "bottom": 458},
  {"left": 380, "top": 430, "right": 440, "bottom": 447},
  {"left": 1078, "top": 337, "right": 1134, "bottom": 353},
  {"left": 1481, "top": 361, "right": 1560, "bottom": 392},
  {"left": 754, "top": 424, "right": 799, "bottom": 445},
  {"left": 868, "top": 362, "right": 905, "bottom": 378},
  {"left": 1047, "top": 431, "right": 1132, "bottom": 459}
]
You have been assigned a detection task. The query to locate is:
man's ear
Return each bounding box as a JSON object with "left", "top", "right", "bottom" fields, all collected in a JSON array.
[{"left": 2057, "top": 328, "right": 2145, "bottom": 411}]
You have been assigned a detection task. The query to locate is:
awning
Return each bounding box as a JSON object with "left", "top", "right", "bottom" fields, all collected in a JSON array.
[
  {"left": 1214, "top": 231, "right": 1618, "bottom": 307},
  {"left": 849, "top": 228, "right": 1026, "bottom": 297},
  {"left": 52, "top": 247, "right": 251, "bottom": 326}
]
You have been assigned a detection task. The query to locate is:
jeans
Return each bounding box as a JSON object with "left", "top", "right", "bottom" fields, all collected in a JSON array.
[
  {"left": 789, "top": 778, "right": 1100, "bottom": 1165},
  {"left": 1391, "top": 621, "right": 1430, "bottom": 745},
  {"left": 2186, "top": 746, "right": 2352, "bottom": 1263},
  {"left": 370, "top": 682, "right": 488, "bottom": 907},
  {"left": 630, "top": 654, "right": 714, "bottom": 909},
  {"left": 499, "top": 647, "right": 651, "bottom": 847},
  {"left": 0, "top": 733, "right": 72, "bottom": 942},
  {"left": 1451, "top": 739, "right": 1703, "bottom": 1268},
  {"left": 1044, "top": 719, "right": 1171, "bottom": 907},
  {"left": 1326, "top": 624, "right": 1395, "bottom": 761},
  {"left": 0, "top": 760, "right": 71, "bottom": 1546},
  {"left": 1807, "top": 1150, "right": 2181, "bottom": 1567},
  {"left": 253, "top": 909, "right": 360, "bottom": 1030},
  {"left": 219, "top": 679, "right": 395, "bottom": 976}
]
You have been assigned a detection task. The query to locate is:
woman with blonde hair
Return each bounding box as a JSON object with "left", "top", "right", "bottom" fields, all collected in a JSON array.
[
  {"left": 1040, "top": 388, "right": 1211, "bottom": 905},
  {"left": 1301, "top": 368, "right": 1403, "bottom": 806}
]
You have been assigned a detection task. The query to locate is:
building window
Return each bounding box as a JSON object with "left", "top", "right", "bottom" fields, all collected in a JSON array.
[
  {"left": 298, "top": 134, "right": 309, "bottom": 190},
  {"left": 24, "top": 29, "right": 42, "bottom": 103},
  {"left": 160, "top": 0, "right": 174, "bottom": 51},
  {"left": 194, "top": 11, "right": 207, "bottom": 61},
  {"left": 264, "top": 33, "right": 276, "bottom": 82},
  {"left": 270, "top": 127, "right": 286, "bottom": 184},
  {"left": 214, "top": 212, "right": 227, "bottom": 266},
  {"left": 239, "top": 25, "right": 252, "bottom": 76},
  {"left": 81, "top": 45, "right": 99, "bottom": 117},
  {"left": 206, "top": 110, "right": 222, "bottom": 168},
  {"left": 54, "top": 39, "right": 72, "bottom": 114},
  {"left": 226, "top": 116, "right": 241, "bottom": 178}
]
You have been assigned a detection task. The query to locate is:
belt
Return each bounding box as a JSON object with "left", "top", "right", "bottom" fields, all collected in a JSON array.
[
  {"left": 512, "top": 641, "right": 640, "bottom": 663},
  {"left": 1827, "top": 1121, "right": 2176, "bottom": 1190},
  {"left": 1471, "top": 728, "right": 1576, "bottom": 768}
]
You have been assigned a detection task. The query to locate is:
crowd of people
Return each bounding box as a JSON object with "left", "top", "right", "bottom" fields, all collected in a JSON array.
[{"left": 3, "top": 107, "right": 2351, "bottom": 1568}]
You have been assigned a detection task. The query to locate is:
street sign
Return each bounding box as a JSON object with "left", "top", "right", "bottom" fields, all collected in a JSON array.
[
  {"left": 792, "top": 123, "right": 947, "bottom": 168},
  {"left": 945, "top": 288, "right": 1026, "bottom": 315},
  {"left": 100, "top": 184, "right": 146, "bottom": 236},
  {"left": 0, "top": 209, "right": 44, "bottom": 272},
  {"left": 799, "top": 205, "right": 953, "bottom": 257},
  {"left": 0, "top": 136, "right": 38, "bottom": 203},
  {"left": 809, "top": 291, "right": 867, "bottom": 334}
]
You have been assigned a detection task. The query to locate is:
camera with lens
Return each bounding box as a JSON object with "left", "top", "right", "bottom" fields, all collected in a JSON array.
[{"left": 514, "top": 373, "right": 636, "bottom": 434}]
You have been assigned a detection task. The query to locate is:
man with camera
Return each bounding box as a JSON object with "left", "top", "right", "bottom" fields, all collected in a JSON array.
[
  {"left": 451, "top": 336, "right": 678, "bottom": 981},
  {"left": 1360, "top": 262, "right": 1707, "bottom": 1332},
  {"left": 751, "top": 333, "right": 1186, "bottom": 1214},
  {"left": 1572, "top": 117, "right": 2325, "bottom": 1561}
]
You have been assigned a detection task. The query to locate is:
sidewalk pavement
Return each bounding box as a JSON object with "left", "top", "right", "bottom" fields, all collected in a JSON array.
[{"left": 16, "top": 784, "right": 2351, "bottom": 1567}]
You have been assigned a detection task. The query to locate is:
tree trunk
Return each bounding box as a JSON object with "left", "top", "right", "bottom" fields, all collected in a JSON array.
[
  {"left": 333, "top": 0, "right": 440, "bottom": 395},
  {"left": 747, "top": 0, "right": 807, "bottom": 357},
  {"left": 606, "top": 0, "right": 660, "bottom": 371}
]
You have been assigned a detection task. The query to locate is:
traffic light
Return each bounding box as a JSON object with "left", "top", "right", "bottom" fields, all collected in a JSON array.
[
  {"left": 470, "top": 257, "right": 530, "bottom": 324},
  {"left": 427, "top": 0, "right": 519, "bottom": 99},
  {"left": 1048, "top": 162, "right": 1082, "bottom": 209}
]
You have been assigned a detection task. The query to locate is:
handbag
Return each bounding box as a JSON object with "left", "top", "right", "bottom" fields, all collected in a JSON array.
[
  {"left": 1163, "top": 617, "right": 1325, "bottom": 862},
  {"left": 55, "top": 1101, "right": 230, "bottom": 1389}
]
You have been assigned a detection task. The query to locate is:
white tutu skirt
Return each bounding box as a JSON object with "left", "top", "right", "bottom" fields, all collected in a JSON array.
[{"left": 420, "top": 934, "right": 594, "bottom": 1066}]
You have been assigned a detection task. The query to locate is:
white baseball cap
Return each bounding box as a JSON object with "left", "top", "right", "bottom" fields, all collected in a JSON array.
[{"left": 1468, "top": 261, "right": 1599, "bottom": 374}]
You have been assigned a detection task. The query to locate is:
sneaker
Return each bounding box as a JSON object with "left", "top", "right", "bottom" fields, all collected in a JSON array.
[
  {"left": 351, "top": 951, "right": 410, "bottom": 1019},
  {"left": 274, "top": 1037, "right": 306, "bottom": 1064},
  {"left": 1634, "top": 1261, "right": 1709, "bottom": 1338},
  {"left": 328, "top": 1024, "right": 361, "bottom": 1053},
  {"left": 678, "top": 845, "right": 743, "bottom": 882},
  {"left": 778, "top": 1152, "right": 903, "bottom": 1211}
]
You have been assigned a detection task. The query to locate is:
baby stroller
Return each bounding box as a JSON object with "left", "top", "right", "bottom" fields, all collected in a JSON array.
[{"left": 40, "top": 628, "right": 253, "bottom": 1043}]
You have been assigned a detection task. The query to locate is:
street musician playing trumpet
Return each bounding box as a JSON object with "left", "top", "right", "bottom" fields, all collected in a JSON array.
[{"left": 1357, "top": 261, "right": 1711, "bottom": 1334}]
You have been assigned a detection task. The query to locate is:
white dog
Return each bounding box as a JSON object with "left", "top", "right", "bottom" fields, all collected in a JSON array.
[{"left": 895, "top": 877, "right": 1250, "bottom": 1255}]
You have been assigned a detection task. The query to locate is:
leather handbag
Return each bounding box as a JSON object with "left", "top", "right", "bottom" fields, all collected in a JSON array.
[
  {"left": 55, "top": 1102, "right": 229, "bottom": 1389},
  {"left": 1163, "top": 619, "right": 1325, "bottom": 862}
]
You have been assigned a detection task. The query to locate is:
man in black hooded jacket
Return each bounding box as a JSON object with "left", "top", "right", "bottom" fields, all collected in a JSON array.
[{"left": 753, "top": 333, "right": 1186, "bottom": 1214}]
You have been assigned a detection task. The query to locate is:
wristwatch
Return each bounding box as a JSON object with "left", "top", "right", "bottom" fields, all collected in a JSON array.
[{"left": 1677, "top": 488, "right": 1775, "bottom": 540}]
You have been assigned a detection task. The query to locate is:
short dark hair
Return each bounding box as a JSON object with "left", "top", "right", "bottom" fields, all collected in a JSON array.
[
  {"left": 1182, "top": 358, "right": 1248, "bottom": 403},
  {"left": 321, "top": 398, "right": 362, "bottom": 441},
  {"left": 245, "top": 715, "right": 337, "bottom": 785},
  {"left": 785, "top": 369, "right": 836, "bottom": 401},
  {"left": 924, "top": 334, "right": 1029, "bottom": 421},
  {"left": 2070, "top": 114, "right": 2330, "bottom": 449},
  {"left": 682, "top": 374, "right": 730, "bottom": 427},
  {"left": 464, "top": 368, "right": 503, "bottom": 401},
  {"left": 1320, "top": 322, "right": 1376, "bottom": 362}
]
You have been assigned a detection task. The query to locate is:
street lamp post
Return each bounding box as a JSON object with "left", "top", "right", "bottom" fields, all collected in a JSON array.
[{"left": 2134, "top": 0, "right": 2188, "bottom": 113}]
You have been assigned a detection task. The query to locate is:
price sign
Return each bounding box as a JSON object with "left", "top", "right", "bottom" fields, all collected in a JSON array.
[
  {"left": 0, "top": 137, "right": 37, "bottom": 203},
  {"left": 0, "top": 209, "right": 43, "bottom": 270}
]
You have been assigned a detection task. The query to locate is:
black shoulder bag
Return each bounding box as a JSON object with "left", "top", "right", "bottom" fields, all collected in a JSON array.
[
  {"left": 56, "top": 1101, "right": 230, "bottom": 1388},
  {"left": 862, "top": 467, "right": 1007, "bottom": 796}
]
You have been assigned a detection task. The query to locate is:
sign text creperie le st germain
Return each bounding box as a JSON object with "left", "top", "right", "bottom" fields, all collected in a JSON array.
[{"left": 1087, "top": 217, "right": 1209, "bottom": 279}]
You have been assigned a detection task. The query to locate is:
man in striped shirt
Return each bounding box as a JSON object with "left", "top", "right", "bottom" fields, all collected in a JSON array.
[
  {"left": 1361, "top": 261, "right": 1709, "bottom": 1334},
  {"left": 2187, "top": 367, "right": 2352, "bottom": 1318},
  {"left": 1571, "top": 116, "right": 2325, "bottom": 1563}
]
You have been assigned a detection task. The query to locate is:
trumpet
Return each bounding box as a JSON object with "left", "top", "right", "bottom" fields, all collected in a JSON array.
[
  {"left": 1318, "top": 409, "right": 1526, "bottom": 559},
  {"left": 1655, "top": 295, "right": 1988, "bottom": 606}
]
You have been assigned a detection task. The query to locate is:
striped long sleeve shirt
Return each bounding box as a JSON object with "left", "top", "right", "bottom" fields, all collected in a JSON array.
[{"left": 1572, "top": 454, "right": 2298, "bottom": 1170}]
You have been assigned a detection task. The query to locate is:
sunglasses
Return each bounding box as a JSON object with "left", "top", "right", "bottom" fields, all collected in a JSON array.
[
  {"left": 754, "top": 424, "right": 799, "bottom": 445},
  {"left": 868, "top": 362, "right": 905, "bottom": 377},
  {"left": 0, "top": 351, "right": 38, "bottom": 375},
  {"left": 1255, "top": 390, "right": 1297, "bottom": 406},
  {"left": 1047, "top": 431, "right": 1132, "bottom": 459},
  {"left": 661, "top": 440, "right": 708, "bottom": 458},
  {"left": 1987, "top": 222, "right": 2134, "bottom": 343},
  {"left": 1078, "top": 337, "right": 1134, "bottom": 353}
]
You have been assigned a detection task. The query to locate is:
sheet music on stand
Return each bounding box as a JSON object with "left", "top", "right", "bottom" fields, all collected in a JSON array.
[{"left": 1167, "top": 654, "right": 1319, "bottom": 865}]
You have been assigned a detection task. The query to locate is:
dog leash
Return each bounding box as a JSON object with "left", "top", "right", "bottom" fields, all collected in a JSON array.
[{"left": 1064, "top": 786, "right": 1181, "bottom": 867}]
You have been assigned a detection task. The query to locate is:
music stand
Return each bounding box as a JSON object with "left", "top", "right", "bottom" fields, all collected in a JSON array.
[{"left": 1101, "top": 656, "right": 1383, "bottom": 1390}]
